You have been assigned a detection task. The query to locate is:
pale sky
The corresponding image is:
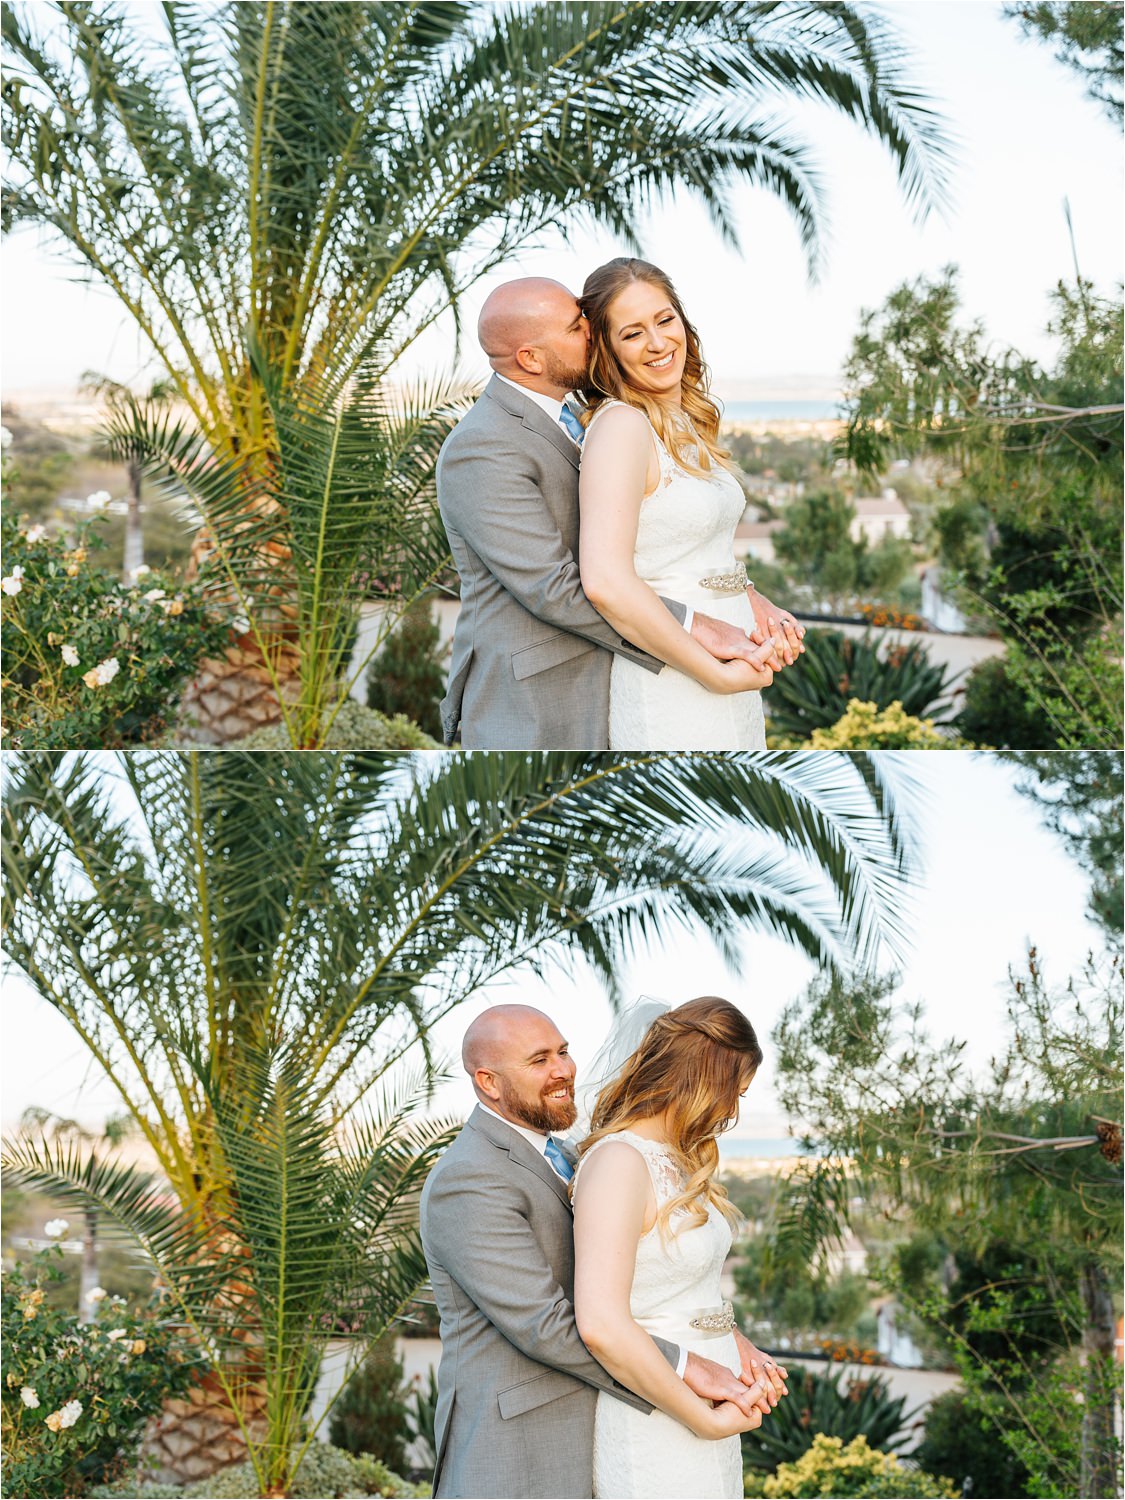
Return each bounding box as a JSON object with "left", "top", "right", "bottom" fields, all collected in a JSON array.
[
  {"left": 2, "top": 2, "right": 1121, "bottom": 399},
  {"left": 2, "top": 753, "right": 1106, "bottom": 1137}
]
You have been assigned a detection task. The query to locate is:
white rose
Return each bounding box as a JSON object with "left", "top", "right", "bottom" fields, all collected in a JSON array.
[
  {"left": 86, "top": 1286, "right": 107, "bottom": 1304},
  {"left": 142, "top": 588, "right": 167, "bottom": 603},
  {"left": 2, "top": 566, "right": 25, "bottom": 596},
  {"left": 83, "top": 656, "right": 121, "bottom": 690},
  {"left": 106, "top": 1327, "right": 127, "bottom": 1341},
  {"left": 0, "top": 425, "right": 12, "bottom": 449},
  {"left": 44, "top": 1218, "right": 69, "bottom": 1238},
  {"left": 25, "top": 524, "right": 46, "bottom": 543},
  {"left": 131, "top": 564, "right": 152, "bottom": 579},
  {"left": 87, "top": 490, "right": 111, "bottom": 510},
  {"left": 61, "top": 644, "right": 79, "bottom": 668},
  {"left": 20, "top": 1387, "right": 40, "bottom": 1409}
]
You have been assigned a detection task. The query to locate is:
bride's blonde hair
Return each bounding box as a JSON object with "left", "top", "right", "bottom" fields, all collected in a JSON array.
[
  {"left": 578, "top": 257, "right": 731, "bottom": 478},
  {"left": 576, "top": 997, "right": 762, "bottom": 1233}
]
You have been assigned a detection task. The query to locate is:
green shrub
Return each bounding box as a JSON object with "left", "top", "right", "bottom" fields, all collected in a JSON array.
[
  {"left": 954, "top": 655, "right": 1050, "bottom": 749},
  {"left": 1, "top": 512, "right": 232, "bottom": 749},
  {"left": 806, "top": 700, "right": 963, "bottom": 749},
  {"left": 765, "top": 628, "right": 955, "bottom": 741},
  {"left": 742, "top": 1366, "right": 916, "bottom": 1474},
  {"left": 228, "top": 699, "right": 439, "bottom": 750},
  {"left": 329, "top": 1334, "right": 411, "bottom": 1473},
  {"left": 2, "top": 1242, "right": 203, "bottom": 1500},
  {"left": 404, "top": 1366, "right": 440, "bottom": 1473},
  {"left": 751, "top": 1434, "right": 957, "bottom": 1498},
  {"left": 912, "top": 1388, "right": 1031, "bottom": 1499},
  {"left": 366, "top": 600, "right": 447, "bottom": 741},
  {"left": 91, "top": 1443, "right": 428, "bottom": 1498}
]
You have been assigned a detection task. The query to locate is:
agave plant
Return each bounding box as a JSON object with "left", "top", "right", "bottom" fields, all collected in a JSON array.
[
  {"left": 766, "top": 628, "right": 959, "bottom": 741},
  {"left": 4, "top": 1043, "right": 457, "bottom": 1499},
  {"left": 742, "top": 1364, "right": 920, "bottom": 1473},
  {"left": 2, "top": 1, "right": 952, "bottom": 743}
]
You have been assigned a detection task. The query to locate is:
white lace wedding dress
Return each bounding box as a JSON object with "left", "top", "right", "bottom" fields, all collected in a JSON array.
[
  {"left": 583, "top": 403, "right": 766, "bottom": 750},
  {"left": 576, "top": 1130, "right": 743, "bottom": 1500}
]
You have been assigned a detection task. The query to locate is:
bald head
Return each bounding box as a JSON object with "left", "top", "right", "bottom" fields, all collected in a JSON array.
[
  {"left": 463, "top": 1004, "right": 578, "bottom": 1132},
  {"left": 463, "top": 1004, "right": 555, "bottom": 1075},
  {"left": 477, "top": 278, "right": 589, "bottom": 397}
]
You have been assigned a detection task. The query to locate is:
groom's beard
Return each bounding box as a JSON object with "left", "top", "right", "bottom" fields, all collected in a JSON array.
[
  {"left": 542, "top": 349, "right": 589, "bottom": 393},
  {"left": 499, "top": 1077, "right": 578, "bottom": 1134}
]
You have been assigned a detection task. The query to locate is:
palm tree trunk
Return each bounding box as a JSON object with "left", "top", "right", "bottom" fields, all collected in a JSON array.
[
  {"left": 78, "top": 1207, "right": 99, "bottom": 1324},
  {"left": 1079, "top": 1258, "right": 1119, "bottom": 1498},
  {"left": 124, "top": 458, "right": 144, "bottom": 580}
]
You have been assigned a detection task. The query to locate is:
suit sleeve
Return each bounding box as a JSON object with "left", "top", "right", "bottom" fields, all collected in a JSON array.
[
  {"left": 423, "top": 1165, "right": 679, "bottom": 1411},
  {"left": 439, "top": 436, "right": 686, "bottom": 670}
]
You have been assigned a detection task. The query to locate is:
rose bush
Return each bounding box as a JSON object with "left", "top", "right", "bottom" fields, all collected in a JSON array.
[
  {"left": 0, "top": 512, "right": 231, "bottom": 749},
  {"left": 2, "top": 1241, "right": 203, "bottom": 1499}
]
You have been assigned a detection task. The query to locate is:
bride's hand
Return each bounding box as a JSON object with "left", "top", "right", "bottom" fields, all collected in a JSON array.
[{"left": 693, "top": 1398, "right": 764, "bottom": 1440}]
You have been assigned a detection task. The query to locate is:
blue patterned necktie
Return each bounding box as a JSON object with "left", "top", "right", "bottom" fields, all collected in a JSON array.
[
  {"left": 558, "top": 401, "right": 585, "bottom": 447},
  {"left": 544, "top": 1136, "right": 574, "bottom": 1182}
]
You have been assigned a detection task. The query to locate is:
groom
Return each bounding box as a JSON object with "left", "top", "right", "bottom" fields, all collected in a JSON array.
[
  {"left": 436, "top": 277, "right": 803, "bottom": 749},
  {"left": 419, "top": 1005, "right": 786, "bottom": 1499}
]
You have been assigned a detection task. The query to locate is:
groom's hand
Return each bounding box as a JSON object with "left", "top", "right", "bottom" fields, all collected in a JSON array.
[
  {"left": 683, "top": 1351, "right": 772, "bottom": 1419},
  {"left": 691, "top": 612, "right": 774, "bottom": 667}
]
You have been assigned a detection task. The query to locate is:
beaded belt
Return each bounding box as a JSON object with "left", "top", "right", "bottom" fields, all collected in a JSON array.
[
  {"left": 687, "top": 1300, "right": 736, "bottom": 1336},
  {"left": 698, "top": 563, "right": 749, "bottom": 594}
]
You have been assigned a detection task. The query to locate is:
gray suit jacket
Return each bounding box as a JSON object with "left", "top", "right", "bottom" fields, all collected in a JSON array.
[
  {"left": 419, "top": 1106, "right": 677, "bottom": 1499},
  {"left": 437, "top": 376, "right": 685, "bottom": 749}
]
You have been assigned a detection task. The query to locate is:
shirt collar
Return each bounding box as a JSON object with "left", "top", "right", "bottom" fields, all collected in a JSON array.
[
  {"left": 478, "top": 1100, "right": 551, "bottom": 1154},
  {"left": 494, "top": 372, "right": 571, "bottom": 425}
]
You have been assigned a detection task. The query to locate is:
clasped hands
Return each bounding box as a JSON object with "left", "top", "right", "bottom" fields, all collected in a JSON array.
[
  {"left": 691, "top": 589, "right": 805, "bottom": 692},
  {"left": 683, "top": 1334, "right": 789, "bottom": 1438}
]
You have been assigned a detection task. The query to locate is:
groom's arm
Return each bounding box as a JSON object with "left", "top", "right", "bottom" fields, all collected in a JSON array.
[
  {"left": 439, "top": 437, "right": 681, "bottom": 673},
  {"left": 422, "top": 1167, "right": 674, "bottom": 1412}
]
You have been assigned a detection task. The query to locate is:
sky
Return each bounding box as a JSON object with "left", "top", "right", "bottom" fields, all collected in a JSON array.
[
  {"left": 1, "top": 752, "right": 1107, "bottom": 1138},
  {"left": 2, "top": 2, "right": 1121, "bottom": 400}
]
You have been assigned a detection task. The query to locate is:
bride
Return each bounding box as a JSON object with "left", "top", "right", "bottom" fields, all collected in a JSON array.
[
  {"left": 577, "top": 258, "right": 804, "bottom": 750},
  {"left": 572, "top": 997, "right": 787, "bottom": 1499}
]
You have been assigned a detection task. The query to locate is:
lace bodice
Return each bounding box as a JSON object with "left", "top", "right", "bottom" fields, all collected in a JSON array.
[
  {"left": 582, "top": 401, "right": 747, "bottom": 606},
  {"left": 580, "top": 399, "right": 766, "bottom": 751},
  {"left": 575, "top": 1129, "right": 732, "bottom": 1342}
]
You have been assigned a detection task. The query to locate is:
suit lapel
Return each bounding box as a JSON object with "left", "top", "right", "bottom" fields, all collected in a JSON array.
[
  {"left": 483, "top": 375, "right": 581, "bottom": 473},
  {"left": 466, "top": 1104, "right": 574, "bottom": 1211}
]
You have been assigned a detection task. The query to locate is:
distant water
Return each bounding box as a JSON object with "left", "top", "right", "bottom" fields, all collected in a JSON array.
[
  {"left": 719, "top": 1137, "right": 805, "bottom": 1159},
  {"left": 719, "top": 400, "right": 841, "bottom": 422}
]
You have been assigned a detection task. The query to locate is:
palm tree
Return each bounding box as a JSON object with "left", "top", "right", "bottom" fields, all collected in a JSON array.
[
  {"left": 2, "top": 748, "right": 915, "bottom": 1484},
  {"left": 8, "top": 1048, "right": 456, "bottom": 1497},
  {"left": 16, "top": 1107, "right": 137, "bottom": 1322},
  {"left": 1, "top": 2, "right": 952, "bottom": 743},
  {"left": 79, "top": 373, "right": 179, "bottom": 582}
]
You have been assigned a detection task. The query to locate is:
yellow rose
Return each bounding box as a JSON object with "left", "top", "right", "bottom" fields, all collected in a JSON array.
[
  {"left": 66, "top": 563, "right": 80, "bottom": 577},
  {"left": 130, "top": 1339, "right": 146, "bottom": 1355}
]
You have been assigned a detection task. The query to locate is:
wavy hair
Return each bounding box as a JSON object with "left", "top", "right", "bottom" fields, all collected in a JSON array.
[
  {"left": 578, "top": 257, "right": 730, "bottom": 478},
  {"left": 576, "top": 997, "right": 762, "bottom": 1234}
]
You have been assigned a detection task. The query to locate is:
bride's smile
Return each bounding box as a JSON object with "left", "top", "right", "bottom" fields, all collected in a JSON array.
[{"left": 607, "top": 279, "right": 687, "bottom": 402}]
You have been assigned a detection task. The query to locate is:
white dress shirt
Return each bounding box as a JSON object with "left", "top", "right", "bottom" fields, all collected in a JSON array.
[{"left": 477, "top": 1101, "right": 687, "bottom": 1376}]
